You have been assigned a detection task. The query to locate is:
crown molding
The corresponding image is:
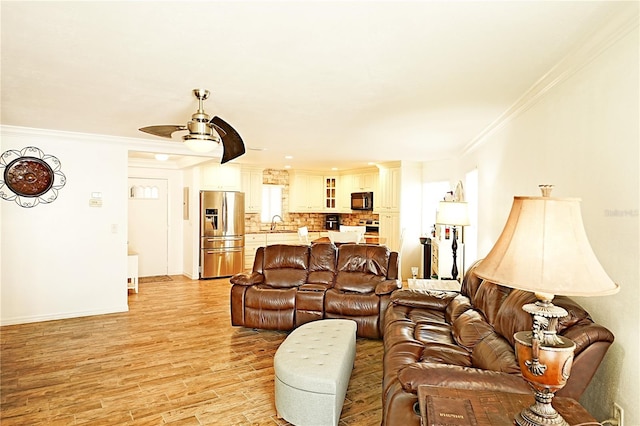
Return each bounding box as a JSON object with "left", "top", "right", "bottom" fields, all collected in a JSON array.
[
  {"left": 0, "top": 125, "right": 221, "bottom": 160},
  {"left": 462, "top": 4, "right": 639, "bottom": 156}
]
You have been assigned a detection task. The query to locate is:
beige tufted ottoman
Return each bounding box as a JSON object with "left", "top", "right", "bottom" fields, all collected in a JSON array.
[{"left": 274, "top": 319, "right": 357, "bottom": 426}]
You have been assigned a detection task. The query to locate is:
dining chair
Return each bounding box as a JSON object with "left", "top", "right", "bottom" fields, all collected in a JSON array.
[
  {"left": 298, "top": 226, "right": 310, "bottom": 244},
  {"left": 339, "top": 225, "right": 366, "bottom": 243},
  {"left": 328, "top": 230, "right": 360, "bottom": 244}
]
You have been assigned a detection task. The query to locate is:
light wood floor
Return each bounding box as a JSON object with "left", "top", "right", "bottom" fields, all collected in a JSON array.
[{"left": 1, "top": 276, "right": 384, "bottom": 425}]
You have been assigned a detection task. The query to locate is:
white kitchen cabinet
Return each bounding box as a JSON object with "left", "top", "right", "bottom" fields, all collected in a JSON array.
[
  {"left": 244, "top": 233, "right": 267, "bottom": 270},
  {"left": 241, "top": 168, "right": 263, "bottom": 213},
  {"left": 324, "top": 176, "right": 338, "bottom": 211},
  {"left": 338, "top": 174, "right": 353, "bottom": 213},
  {"left": 201, "top": 163, "right": 241, "bottom": 191},
  {"left": 375, "top": 162, "right": 422, "bottom": 282},
  {"left": 289, "top": 172, "right": 325, "bottom": 212},
  {"left": 379, "top": 212, "right": 401, "bottom": 252},
  {"left": 352, "top": 171, "right": 377, "bottom": 192},
  {"left": 377, "top": 166, "right": 400, "bottom": 212}
]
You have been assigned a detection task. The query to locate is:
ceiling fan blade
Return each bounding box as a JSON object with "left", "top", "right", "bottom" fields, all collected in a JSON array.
[
  {"left": 139, "top": 125, "right": 187, "bottom": 139},
  {"left": 211, "top": 116, "right": 245, "bottom": 164}
]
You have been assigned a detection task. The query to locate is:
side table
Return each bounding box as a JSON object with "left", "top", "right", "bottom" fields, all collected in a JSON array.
[{"left": 417, "top": 385, "right": 597, "bottom": 426}]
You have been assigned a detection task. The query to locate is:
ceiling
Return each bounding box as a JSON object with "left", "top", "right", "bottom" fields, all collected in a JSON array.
[{"left": 0, "top": 1, "right": 630, "bottom": 171}]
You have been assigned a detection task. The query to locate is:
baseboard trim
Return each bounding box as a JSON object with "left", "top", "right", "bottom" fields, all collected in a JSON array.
[{"left": 0, "top": 305, "right": 129, "bottom": 326}]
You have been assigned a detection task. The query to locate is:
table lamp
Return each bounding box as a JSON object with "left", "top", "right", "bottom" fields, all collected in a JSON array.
[
  {"left": 474, "top": 185, "right": 619, "bottom": 426},
  {"left": 436, "top": 200, "right": 470, "bottom": 281}
]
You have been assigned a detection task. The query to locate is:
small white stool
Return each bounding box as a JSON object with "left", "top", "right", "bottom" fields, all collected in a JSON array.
[
  {"left": 274, "top": 319, "right": 357, "bottom": 426},
  {"left": 127, "top": 252, "right": 139, "bottom": 293}
]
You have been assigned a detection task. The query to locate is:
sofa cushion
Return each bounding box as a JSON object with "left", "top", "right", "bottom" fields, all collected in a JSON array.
[
  {"left": 245, "top": 285, "right": 297, "bottom": 309},
  {"left": 460, "top": 259, "right": 484, "bottom": 299},
  {"left": 445, "top": 294, "right": 472, "bottom": 323},
  {"left": 493, "top": 290, "right": 535, "bottom": 345},
  {"left": 471, "top": 281, "right": 512, "bottom": 326},
  {"left": 494, "top": 289, "right": 599, "bottom": 348},
  {"left": 471, "top": 333, "right": 520, "bottom": 374},
  {"left": 325, "top": 289, "right": 379, "bottom": 316},
  {"left": 308, "top": 243, "right": 337, "bottom": 285},
  {"left": 451, "top": 309, "right": 494, "bottom": 350},
  {"left": 414, "top": 321, "right": 455, "bottom": 346},
  {"left": 335, "top": 273, "right": 385, "bottom": 293},
  {"left": 420, "top": 342, "right": 472, "bottom": 367},
  {"left": 338, "top": 244, "right": 390, "bottom": 274},
  {"left": 263, "top": 245, "right": 309, "bottom": 288},
  {"left": 334, "top": 245, "right": 390, "bottom": 292}
]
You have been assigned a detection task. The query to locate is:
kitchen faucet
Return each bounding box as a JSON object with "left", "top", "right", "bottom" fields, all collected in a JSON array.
[{"left": 270, "top": 215, "right": 283, "bottom": 231}]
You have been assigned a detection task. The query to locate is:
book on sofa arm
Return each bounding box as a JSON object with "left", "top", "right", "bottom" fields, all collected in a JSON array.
[{"left": 420, "top": 395, "right": 478, "bottom": 426}]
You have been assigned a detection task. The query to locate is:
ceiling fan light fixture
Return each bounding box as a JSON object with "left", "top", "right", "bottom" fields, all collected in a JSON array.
[
  {"left": 139, "top": 89, "right": 245, "bottom": 162},
  {"left": 183, "top": 137, "right": 219, "bottom": 153}
]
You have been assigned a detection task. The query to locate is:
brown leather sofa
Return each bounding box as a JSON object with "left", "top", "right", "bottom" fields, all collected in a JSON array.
[
  {"left": 230, "top": 243, "right": 401, "bottom": 338},
  {"left": 381, "top": 260, "right": 615, "bottom": 425}
]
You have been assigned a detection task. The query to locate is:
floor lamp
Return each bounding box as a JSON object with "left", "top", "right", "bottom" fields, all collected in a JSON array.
[
  {"left": 474, "top": 185, "right": 619, "bottom": 426},
  {"left": 436, "top": 201, "right": 470, "bottom": 281}
]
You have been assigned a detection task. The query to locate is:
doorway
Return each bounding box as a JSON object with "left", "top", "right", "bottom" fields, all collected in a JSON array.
[{"left": 128, "top": 177, "right": 169, "bottom": 277}]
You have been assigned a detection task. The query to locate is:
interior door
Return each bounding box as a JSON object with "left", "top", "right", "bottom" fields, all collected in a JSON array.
[{"left": 128, "top": 177, "right": 168, "bottom": 277}]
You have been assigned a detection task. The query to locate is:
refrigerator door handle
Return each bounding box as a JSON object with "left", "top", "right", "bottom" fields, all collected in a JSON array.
[
  {"left": 222, "top": 193, "right": 228, "bottom": 234},
  {"left": 206, "top": 248, "right": 243, "bottom": 254}
]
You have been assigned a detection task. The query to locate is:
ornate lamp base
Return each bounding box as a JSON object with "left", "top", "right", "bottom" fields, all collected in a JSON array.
[
  {"left": 515, "top": 390, "right": 570, "bottom": 426},
  {"left": 514, "top": 327, "right": 576, "bottom": 426}
]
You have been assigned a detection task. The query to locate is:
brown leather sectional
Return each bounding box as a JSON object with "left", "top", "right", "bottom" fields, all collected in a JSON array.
[
  {"left": 381, "top": 260, "right": 615, "bottom": 425},
  {"left": 230, "top": 243, "right": 401, "bottom": 338},
  {"left": 230, "top": 246, "right": 614, "bottom": 425}
]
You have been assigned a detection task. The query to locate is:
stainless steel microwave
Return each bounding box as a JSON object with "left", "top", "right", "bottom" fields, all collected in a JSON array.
[{"left": 351, "top": 192, "right": 373, "bottom": 210}]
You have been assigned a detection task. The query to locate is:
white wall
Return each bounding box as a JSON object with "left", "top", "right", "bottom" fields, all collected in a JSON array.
[
  {"left": 182, "top": 167, "right": 198, "bottom": 279},
  {"left": 458, "top": 18, "right": 639, "bottom": 424},
  {"left": 1, "top": 127, "right": 129, "bottom": 325}
]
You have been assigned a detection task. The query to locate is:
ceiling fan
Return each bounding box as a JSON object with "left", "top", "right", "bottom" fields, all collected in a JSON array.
[{"left": 139, "top": 89, "right": 245, "bottom": 164}]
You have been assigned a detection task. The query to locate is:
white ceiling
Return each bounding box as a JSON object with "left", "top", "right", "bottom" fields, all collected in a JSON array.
[{"left": 0, "top": 1, "right": 630, "bottom": 171}]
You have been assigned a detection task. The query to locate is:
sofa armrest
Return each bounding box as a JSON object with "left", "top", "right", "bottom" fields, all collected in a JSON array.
[
  {"left": 390, "top": 289, "right": 459, "bottom": 310},
  {"left": 230, "top": 272, "right": 264, "bottom": 286},
  {"left": 376, "top": 279, "right": 402, "bottom": 295},
  {"left": 397, "top": 363, "right": 530, "bottom": 395}
]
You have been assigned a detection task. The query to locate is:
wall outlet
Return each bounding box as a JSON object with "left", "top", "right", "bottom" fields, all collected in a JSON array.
[{"left": 613, "top": 402, "right": 624, "bottom": 426}]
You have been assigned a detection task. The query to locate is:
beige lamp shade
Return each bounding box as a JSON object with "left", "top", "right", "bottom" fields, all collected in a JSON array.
[
  {"left": 474, "top": 193, "right": 619, "bottom": 297},
  {"left": 436, "top": 201, "right": 470, "bottom": 226}
]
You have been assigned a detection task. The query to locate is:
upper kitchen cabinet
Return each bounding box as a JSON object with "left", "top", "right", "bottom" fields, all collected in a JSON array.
[
  {"left": 352, "top": 171, "right": 378, "bottom": 192},
  {"left": 201, "top": 163, "right": 241, "bottom": 191},
  {"left": 241, "top": 167, "right": 263, "bottom": 213},
  {"left": 377, "top": 166, "right": 400, "bottom": 212},
  {"left": 338, "top": 174, "right": 353, "bottom": 213},
  {"left": 289, "top": 171, "right": 325, "bottom": 212},
  {"left": 324, "top": 176, "right": 338, "bottom": 211}
]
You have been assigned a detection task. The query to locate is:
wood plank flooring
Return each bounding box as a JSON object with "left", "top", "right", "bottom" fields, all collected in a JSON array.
[{"left": 1, "top": 276, "right": 384, "bottom": 425}]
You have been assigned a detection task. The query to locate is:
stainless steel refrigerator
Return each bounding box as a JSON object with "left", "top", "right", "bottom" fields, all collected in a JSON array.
[{"left": 200, "top": 191, "right": 245, "bottom": 279}]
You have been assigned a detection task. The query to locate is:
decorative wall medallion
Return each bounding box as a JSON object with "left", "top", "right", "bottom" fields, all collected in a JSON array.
[{"left": 0, "top": 146, "right": 66, "bottom": 208}]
